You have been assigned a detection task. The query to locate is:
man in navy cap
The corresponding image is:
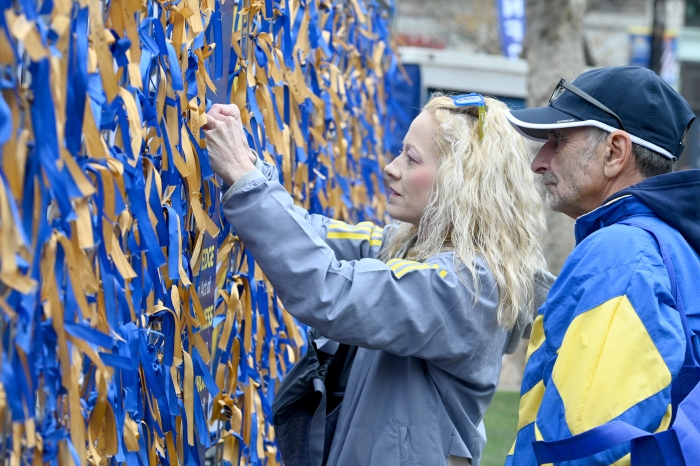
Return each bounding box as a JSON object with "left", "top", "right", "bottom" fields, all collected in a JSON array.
[{"left": 504, "top": 66, "right": 699, "bottom": 465}]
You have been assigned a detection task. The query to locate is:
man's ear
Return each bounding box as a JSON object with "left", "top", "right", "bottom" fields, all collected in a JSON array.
[{"left": 603, "top": 130, "right": 634, "bottom": 178}]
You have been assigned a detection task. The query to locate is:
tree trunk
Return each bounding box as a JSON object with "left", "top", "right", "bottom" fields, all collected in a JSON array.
[
  {"left": 524, "top": 0, "right": 587, "bottom": 107},
  {"left": 498, "top": 0, "right": 585, "bottom": 392},
  {"left": 524, "top": 0, "right": 586, "bottom": 301}
]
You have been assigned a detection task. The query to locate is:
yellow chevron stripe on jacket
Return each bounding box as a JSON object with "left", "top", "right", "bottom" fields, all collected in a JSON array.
[{"left": 386, "top": 259, "right": 448, "bottom": 279}]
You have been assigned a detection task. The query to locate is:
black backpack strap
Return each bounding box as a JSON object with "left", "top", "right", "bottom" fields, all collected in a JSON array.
[
  {"left": 308, "top": 343, "right": 357, "bottom": 466},
  {"left": 325, "top": 344, "right": 358, "bottom": 412}
]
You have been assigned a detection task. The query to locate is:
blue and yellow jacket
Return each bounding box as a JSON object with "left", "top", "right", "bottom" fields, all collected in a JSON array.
[{"left": 506, "top": 170, "right": 700, "bottom": 466}]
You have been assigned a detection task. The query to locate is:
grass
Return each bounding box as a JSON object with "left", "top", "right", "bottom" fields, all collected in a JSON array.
[{"left": 480, "top": 391, "right": 520, "bottom": 466}]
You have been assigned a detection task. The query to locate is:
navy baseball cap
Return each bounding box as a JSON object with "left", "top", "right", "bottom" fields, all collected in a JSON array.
[{"left": 506, "top": 66, "right": 696, "bottom": 159}]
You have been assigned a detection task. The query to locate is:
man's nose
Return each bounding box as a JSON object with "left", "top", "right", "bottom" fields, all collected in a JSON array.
[{"left": 531, "top": 142, "right": 554, "bottom": 174}]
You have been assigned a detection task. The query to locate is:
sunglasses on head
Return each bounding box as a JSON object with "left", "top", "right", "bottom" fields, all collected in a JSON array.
[
  {"left": 451, "top": 93, "right": 486, "bottom": 141},
  {"left": 549, "top": 78, "right": 627, "bottom": 132}
]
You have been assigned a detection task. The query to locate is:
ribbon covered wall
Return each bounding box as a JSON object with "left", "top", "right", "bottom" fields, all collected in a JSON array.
[{"left": 0, "top": 0, "right": 399, "bottom": 462}]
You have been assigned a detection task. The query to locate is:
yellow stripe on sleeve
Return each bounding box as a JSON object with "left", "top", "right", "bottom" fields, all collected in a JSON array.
[
  {"left": 328, "top": 225, "right": 373, "bottom": 233},
  {"left": 394, "top": 264, "right": 433, "bottom": 277},
  {"left": 327, "top": 232, "right": 371, "bottom": 241},
  {"left": 328, "top": 220, "right": 382, "bottom": 235},
  {"left": 370, "top": 240, "right": 382, "bottom": 246}
]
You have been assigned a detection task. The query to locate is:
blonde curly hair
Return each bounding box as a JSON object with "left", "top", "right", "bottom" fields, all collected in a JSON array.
[{"left": 379, "top": 94, "right": 546, "bottom": 329}]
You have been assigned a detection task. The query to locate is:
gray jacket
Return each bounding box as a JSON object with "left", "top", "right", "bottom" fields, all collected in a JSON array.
[{"left": 222, "top": 160, "right": 554, "bottom": 466}]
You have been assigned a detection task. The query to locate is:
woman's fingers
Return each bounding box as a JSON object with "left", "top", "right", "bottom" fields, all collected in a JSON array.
[
  {"left": 204, "top": 104, "right": 256, "bottom": 186},
  {"left": 204, "top": 106, "right": 242, "bottom": 131},
  {"left": 207, "top": 111, "right": 228, "bottom": 122},
  {"left": 209, "top": 103, "right": 241, "bottom": 119},
  {"left": 202, "top": 117, "right": 217, "bottom": 131},
  {"left": 202, "top": 109, "right": 235, "bottom": 131},
  {"left": 206, "top": 109, "right": 247, "bottom": 139}
]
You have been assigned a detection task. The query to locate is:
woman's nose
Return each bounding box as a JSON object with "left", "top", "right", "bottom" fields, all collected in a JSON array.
[{"left": 384, "top": 158, "right": 400, "bottom": 180}]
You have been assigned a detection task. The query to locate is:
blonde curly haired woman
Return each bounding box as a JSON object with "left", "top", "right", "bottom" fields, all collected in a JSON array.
[{"left": 204, "top": 94, "right": 553, "bottom": 466}]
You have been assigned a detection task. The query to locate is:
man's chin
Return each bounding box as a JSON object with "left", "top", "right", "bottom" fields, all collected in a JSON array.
[{"left": 545, "top": 193, "right": 563, "bottom": 212}]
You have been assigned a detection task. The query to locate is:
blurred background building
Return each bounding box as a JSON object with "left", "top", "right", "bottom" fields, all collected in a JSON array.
[
  {"left": 388, "top": 0, "right": 700, "bottom": 391},
  {"left": 392, "top": 0, "right": 698, "bottom": 167}
]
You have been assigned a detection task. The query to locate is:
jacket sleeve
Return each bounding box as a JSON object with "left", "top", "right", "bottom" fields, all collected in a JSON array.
[
  {"left": 222, "top": 159, "right": 385, "bottom": 261},
  {"left": 508, "top": 225, "right": 686, "bottom": 466},
  {"left": 221, "top": 174, "right": 506, "bottom": 377}
]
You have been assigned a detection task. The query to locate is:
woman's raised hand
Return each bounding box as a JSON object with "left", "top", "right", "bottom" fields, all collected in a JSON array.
[{"left": 203, "top": 104, "right": 257, "bottom": 186}]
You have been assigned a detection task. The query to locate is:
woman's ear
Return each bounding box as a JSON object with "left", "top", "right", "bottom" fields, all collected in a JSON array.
[{"left": 603, "top": 130, "right": 633, "bottom": 179}]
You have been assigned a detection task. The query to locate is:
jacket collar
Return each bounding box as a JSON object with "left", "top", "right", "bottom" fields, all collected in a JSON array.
[
  {"left": 396, "top": 234, "right": 418, "bottom": 259},
  {"left": 574, "top": 195, "right": 657, "bottom": 245}
]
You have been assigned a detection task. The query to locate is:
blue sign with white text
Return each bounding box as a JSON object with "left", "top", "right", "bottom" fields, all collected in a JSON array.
[{"left": 497, "top": 0, "right": 525, "bottom": 59}]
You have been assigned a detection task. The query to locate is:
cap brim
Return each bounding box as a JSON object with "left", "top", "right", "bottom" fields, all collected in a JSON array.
[
  {"left": 506, "top": 106, "right": 584, "bottom": 141},
  {"left": 507, "top": 106, "right": 676, "bottom": 159}
]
